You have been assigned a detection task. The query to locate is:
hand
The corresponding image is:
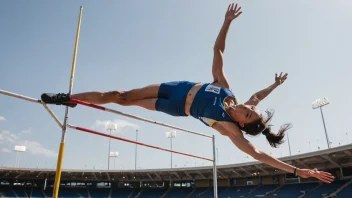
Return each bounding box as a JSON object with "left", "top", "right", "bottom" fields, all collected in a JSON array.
[
  {"left": 225, "top": 3, "right": 242, "bottom": 22},
  {"left": 297, "top": 168, "right": 335, "bottom": 183},
  {"left": 275, "top": 72, "right": 288, "bottom": 85}
]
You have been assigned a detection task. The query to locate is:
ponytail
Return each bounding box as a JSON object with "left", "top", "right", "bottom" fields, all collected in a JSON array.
[
  {"left": 239, "top": 109, "right": 293, "bottom": 148},
  {"left": 262, "top": 123, "right": 292, "bottom": 148}
]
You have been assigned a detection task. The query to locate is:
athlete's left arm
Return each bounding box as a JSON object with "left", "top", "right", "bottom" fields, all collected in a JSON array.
[
  {"left": 245, "top": 73, "right": 288, "bottom": 106},
  {"left": 214, "top": 122, "right": 335, "bottom": 184}
]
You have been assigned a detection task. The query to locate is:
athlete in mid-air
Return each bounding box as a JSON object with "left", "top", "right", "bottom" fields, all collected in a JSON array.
[{"left": 41, "top": 3, "right": 335, "bottom": 183}]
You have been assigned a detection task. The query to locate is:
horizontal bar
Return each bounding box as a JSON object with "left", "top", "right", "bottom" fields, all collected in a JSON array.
[
  {"left": 70, "top": 98, "right": 212, "bottom": 138},
  {"left": 0, "top": 89, "right": 65, "bottom": 129},
  {"left": 0, "top": 89, "right": 41, "bottom": 104},
  {"left": 67, "top": 124, "right": 213, "bottom": 162}
]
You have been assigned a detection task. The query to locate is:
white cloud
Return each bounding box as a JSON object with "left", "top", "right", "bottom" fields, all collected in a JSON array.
[
  {"left": 19, "top": 128, "right": 32, "bottom": 135},
  {"left": 0, "top": 148, "right": 11, "bottom": 153},
  {"left": 92, "top": 119, "right": 140, "bottom": 134},
  {"left": 21, "top": 140, "right": 57, "bottom": 157},
  {"left": 0, "top": 116, "right": 5, "bottom": 121},
  {"left": 0, "top": 130, "right": 57, "bottom": 157},
  {"left": 0, "top": 130, "right": 19, "bottom": 144}
]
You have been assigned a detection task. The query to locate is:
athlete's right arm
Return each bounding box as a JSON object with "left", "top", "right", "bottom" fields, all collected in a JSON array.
[
  {"left": 212, "top": 3, "right": 242, "bottom": 89},
  {"left": 213, "top": 122, "right": 335, "bottom": 183}
]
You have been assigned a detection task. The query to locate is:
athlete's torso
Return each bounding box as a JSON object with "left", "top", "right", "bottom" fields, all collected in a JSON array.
[{"left": 185, "top": 82, "right": 237, "bottom": 127}]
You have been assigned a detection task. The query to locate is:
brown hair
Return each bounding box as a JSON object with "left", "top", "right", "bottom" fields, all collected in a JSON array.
[{"left": 239, "top": 109, "right": 292, "bottom": 148}]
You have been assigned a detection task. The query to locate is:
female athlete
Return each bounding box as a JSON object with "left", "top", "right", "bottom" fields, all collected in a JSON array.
[{"left": 41, "top": 3, "right": 335, "bottom": 183}]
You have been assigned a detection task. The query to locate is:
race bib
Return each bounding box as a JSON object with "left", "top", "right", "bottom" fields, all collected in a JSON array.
[{"left": 205, "top": 84, "right": 220, "bottom": 94}]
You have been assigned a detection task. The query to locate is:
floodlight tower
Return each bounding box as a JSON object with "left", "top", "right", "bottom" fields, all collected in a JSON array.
[
  {"left": 166, "top": 130, "right": 177, "bottom": 168},
  {"left": 109, "top": 151, "right": 119, "bottom": 169},
  {"left": 135, "top": 129, "right": 138, "bottom": 170},
  {"left": 14, "top": 145, "right": 26, "bottom": 168},
  {"left": 312, "top": 97, "right": 331, "bottom": 149},
  {"left": 106, "top": 122, "right": 117, "bottom": 170},
  {"left": 287, "top": 133, "right": 292, "bottom": 156}
]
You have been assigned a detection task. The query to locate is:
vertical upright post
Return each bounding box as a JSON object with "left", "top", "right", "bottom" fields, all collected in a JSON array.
[
  {"left": 320, "top": 106, "right": 330, "bottom": 148},
  {"left": 52, "top": 6, "right": 83, "bottom": 198},
  {"left": 212, "top": 135, "right": 218, "bottom": 198}
]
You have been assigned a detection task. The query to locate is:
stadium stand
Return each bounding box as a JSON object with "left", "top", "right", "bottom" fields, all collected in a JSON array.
[
  {"left": 1, "top": 144, "right": 352, "bottom": 197},
  {"left": 1, "top": 180, "right": 352, "bottom": 197}
]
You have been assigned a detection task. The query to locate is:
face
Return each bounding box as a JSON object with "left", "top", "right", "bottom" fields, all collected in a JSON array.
[{"left": 227, "top": 104, "right": 262, "bottom": 126}]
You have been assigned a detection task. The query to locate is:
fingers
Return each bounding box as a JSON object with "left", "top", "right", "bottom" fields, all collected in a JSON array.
[
  {"left": 311, "top": 169, "right": 335, "bottom": 184},
  {"left": 233, "top": 3, "right": 237, "bottom": 12},
  {"left": 275, "top": 72, "right": 288, "bottom": 80},
  {"left": 317, "top": 174, "right": 334, "bottom": 183},
  {"left": 235, "top": 11, "right": 242, "bottom": 17},
  {"left": 235, "top": 5, "right": 241, "bottom": 13},
  {"left": 321, "top": 171, "right": 335, "bottom": 180},
  {"left": 228, "top": 3, "right": 241, "bottom": 13},
  {"left": 318, "top": 173, "right": 334, "bottom": 183}
]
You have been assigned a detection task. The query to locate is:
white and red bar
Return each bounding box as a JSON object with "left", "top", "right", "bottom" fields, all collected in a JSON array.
[
  {"left": 70, "top": 98, "right": 212, "bottom": 138},
  {"left": 67, "top": 124, "right": 213, "bottom": 162},
  {"left": 0, "top": 89, "right": 63, "bottom": 128},
  {"left": 0, "top": 89, "right": 41, "bottom": 104}
]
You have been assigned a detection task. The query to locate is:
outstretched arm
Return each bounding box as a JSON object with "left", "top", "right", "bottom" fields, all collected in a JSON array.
[
  {"left": 245, "top": 73, "right": 288, "bottom": 106},
  {"left": 213, "top": 122, "right": 335, "bottom": 183},
  {"left": 212, "top": 3, "right": 242, "bottom": 89}
]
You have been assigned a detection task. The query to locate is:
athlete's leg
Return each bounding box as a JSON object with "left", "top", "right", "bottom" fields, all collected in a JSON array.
[
  {"left": 70, "top": 91, "right": 122, "bottom": 104},
  {"left": 71, "top": 84, "right": 160, "bottom": 104},
  {"left": 41, "top": 84, "right": 161, "bottom": 107},
  {"left": 119, "top": 98, "right": 157, "bottom": 111}
]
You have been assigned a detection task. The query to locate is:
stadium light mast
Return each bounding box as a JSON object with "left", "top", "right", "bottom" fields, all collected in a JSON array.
[
  {"left": 135, "top": 129, "right": 138, "bottom": 170},
  {"left": 312, "top": 97, "right": 331, "bottom": 149},
  {"left": 106, "top": 122, "right": 117, "bottom": 170},
  {"left": 166, "top": 130, "right": 176, "bottom": 169},
  {"left": 287, "top": 133, "right": 292, "bottom": 156},
  {"left": 110, "top": 151, "right": 119, "bottom": 169},
  {"left": 14, "top": 145, "right": 26, "bottom": 168}
]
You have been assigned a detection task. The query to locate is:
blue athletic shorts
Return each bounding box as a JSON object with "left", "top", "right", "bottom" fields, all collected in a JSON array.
[{"left": 155, "top": 81, "right": 197, "bottom": 117}]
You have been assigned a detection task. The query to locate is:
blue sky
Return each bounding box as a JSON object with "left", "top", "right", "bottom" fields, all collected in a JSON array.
[{"left": 0, "top": 0, "right": 351, "bottom": 171}]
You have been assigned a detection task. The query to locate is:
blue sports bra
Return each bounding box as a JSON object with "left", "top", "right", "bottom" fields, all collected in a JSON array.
[{"left": 190, "top": 83, "right": 235, "bottom": 127}]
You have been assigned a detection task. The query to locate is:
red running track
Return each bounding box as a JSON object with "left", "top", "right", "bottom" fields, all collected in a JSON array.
[{"left": 67, "top": 124, "right": 213, "bottom": 162}]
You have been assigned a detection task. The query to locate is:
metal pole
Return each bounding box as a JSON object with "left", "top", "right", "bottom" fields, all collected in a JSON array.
[
  {"left": 53, "top": 6, "right": 83, "bottom": 198},
  {"left": 216, "top": 148, "right": 219, "bottom": 163},
  {"left": 15, "top": 152, "right": 19, "bottom": 167},
  {"left": 108, "top": 129, "right": 112, "bottom": 170},
  {"left": 320, "top": 106, "right": 330, "bottom": 148},
  {"left": 212, "top": 135, "right": 218, "bottom": 198},
  {"left": 135, "top": 129, "right": 138, "bottom": 170},
  {"left": 18, "top": 153, "right": 20, "bottom": 168},
  {"left": 287, "top": 133, "right": 292, "bottom": 156},
  {"left": 171, "top": 138, "right": 173, "bottom": 169}
]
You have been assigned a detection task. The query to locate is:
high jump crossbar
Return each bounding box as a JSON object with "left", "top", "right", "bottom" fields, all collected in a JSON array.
[
  {"left": 0, "top": 89, "right": 63, "bottom": 128},
  {"left": 0, "top": 6, "right": 218, "bottom": 198},
  {"left": 0, "top": 88, "right": 210, "bottom": 138}
]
